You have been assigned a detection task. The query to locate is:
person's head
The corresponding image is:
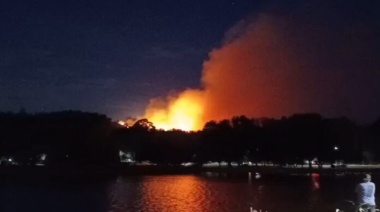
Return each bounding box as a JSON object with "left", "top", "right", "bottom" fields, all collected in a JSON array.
[{"left": 363, "top": 173, "right": 372, "bottom": 182}]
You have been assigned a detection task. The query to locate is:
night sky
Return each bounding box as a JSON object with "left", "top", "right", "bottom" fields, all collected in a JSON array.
[{"left": 1, "top": 0, "right": 380, "bottom": 123}]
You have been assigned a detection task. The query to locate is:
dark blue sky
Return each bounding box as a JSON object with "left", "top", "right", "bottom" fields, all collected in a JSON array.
[
  {"left": 1, "top": 0, "right": 379, "bottom": 123},
  {"left": 0, "top": 0, "right": 262, "bottom": 119}
]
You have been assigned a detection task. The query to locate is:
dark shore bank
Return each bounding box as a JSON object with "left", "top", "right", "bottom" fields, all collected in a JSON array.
[{"left": 1, "top": 165, "right": 380, "bottom": 179}]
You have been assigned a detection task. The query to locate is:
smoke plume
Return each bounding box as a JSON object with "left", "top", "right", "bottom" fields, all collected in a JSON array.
[{"left": 145, "top": 1, "right": 380, "bottom": 130}]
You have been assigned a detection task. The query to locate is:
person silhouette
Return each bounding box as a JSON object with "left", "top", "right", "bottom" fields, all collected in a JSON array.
[{"left": 355, "top": 173, "right": 376, "bottom": 212}]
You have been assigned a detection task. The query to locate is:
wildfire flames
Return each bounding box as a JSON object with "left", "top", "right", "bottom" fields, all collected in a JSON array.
[
  {"left": 144, "top": 15, "right": 297, "bottom": 131},
  {"left": 143, "top": 3, "right": 380, "bottom": 131},
  {"left": 144, "top": 89, "right": 205, "bottom": 131}
]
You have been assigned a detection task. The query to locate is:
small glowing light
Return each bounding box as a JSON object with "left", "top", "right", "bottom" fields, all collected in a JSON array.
[
  {"left": 118, "top": 120, "right": 126, "bottom": 126},
  {"left": 334, "top": 146, "right": 339, "bottom": 151},
  {"left": 255, "top": 172, "right": 261, "bottom": 179},
  {"left": 40, "top": 153, "right": 47, "bottom": 161},
  {"left": 8, "top": 158, "right": 12, "bottom": 162}
]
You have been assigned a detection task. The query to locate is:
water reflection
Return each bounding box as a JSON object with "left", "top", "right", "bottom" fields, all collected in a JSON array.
[
  {"left": 311, "top": 173, "right": 320, "bottom": 190},
  {"left": 107, "top": 175, "right": 214, "bottom": 212},
  {"left": 107, "top": 174, "right": 258, "bottom": 212},
  {"left": 107, "top": 176, "right": 142, "bottom": 212},
  {"left": 2, "top": 173, "right": 379, "bottom": 212},
  {"left": 139, "top": 176, "right": 208, "bottom": 212},
  {"left": 308, "top": 173, "right": 322, "bottom": 210},
  {"left": 105, "top": 174, "right": 362, "bottom": 212}
]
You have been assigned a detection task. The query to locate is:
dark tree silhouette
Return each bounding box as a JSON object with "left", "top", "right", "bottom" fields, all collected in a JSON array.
[{"left": 0, "top": 111, "right": 377, "bottom": 168}]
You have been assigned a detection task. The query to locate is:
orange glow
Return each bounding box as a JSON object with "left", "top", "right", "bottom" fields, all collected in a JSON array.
[
  {"left": 139, "top": 176, "right": 208, "bottom": 212},
  {"left": 143, "top": 15, "right": 302, "bottom": 130},
  {"left": 117, "top": 120, "right": 126, "bottom": 126},
  {"left": 144, "top": 89, "right": 205, "bottom": 131},
  {"left": 143, "top": 10, "right": 378, "bottom": 129}
]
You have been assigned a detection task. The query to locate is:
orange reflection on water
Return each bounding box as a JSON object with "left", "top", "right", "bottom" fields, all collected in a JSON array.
[{"left": 139, "top": 176, "right": 208, "bottom": 212}]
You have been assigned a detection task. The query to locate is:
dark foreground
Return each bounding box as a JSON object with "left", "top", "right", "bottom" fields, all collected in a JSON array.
[{"left": 0, "top": 169, "right": 378, "bottom": 212}]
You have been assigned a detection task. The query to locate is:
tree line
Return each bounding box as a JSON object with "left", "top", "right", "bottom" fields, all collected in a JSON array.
[{"left": 1, "top": 111, "right": 380, "bottom": 167}]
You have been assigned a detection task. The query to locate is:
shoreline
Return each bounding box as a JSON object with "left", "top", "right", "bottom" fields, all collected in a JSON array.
[{"left": 2, "top": 164, "right": 380, "bottom": 177}]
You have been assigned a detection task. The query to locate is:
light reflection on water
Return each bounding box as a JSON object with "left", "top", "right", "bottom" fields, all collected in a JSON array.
[
  {"left": 106, "top": 173, "right": 358, "bottom": 212},
  {"left": 1, "top": 172, "right": 375, "bottom": 212},
  {"left": 139, "top": 176, "right": 209, "bottom": 212}
]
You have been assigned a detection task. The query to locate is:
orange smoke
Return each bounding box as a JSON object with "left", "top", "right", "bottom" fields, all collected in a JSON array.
[
  {"left": 201, "top": 15, "right": 304, "bottom": 122},
  {"left": 144, "top": 3, "right": 380, "bottom": 130},
  {"left": 145, "top": 15, "right": 303, "bottom": 131}
]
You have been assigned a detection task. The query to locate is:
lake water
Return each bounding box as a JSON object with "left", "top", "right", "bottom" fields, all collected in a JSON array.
[{"left": 0, "top": 172, "right": 377, "bottom": 212}]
